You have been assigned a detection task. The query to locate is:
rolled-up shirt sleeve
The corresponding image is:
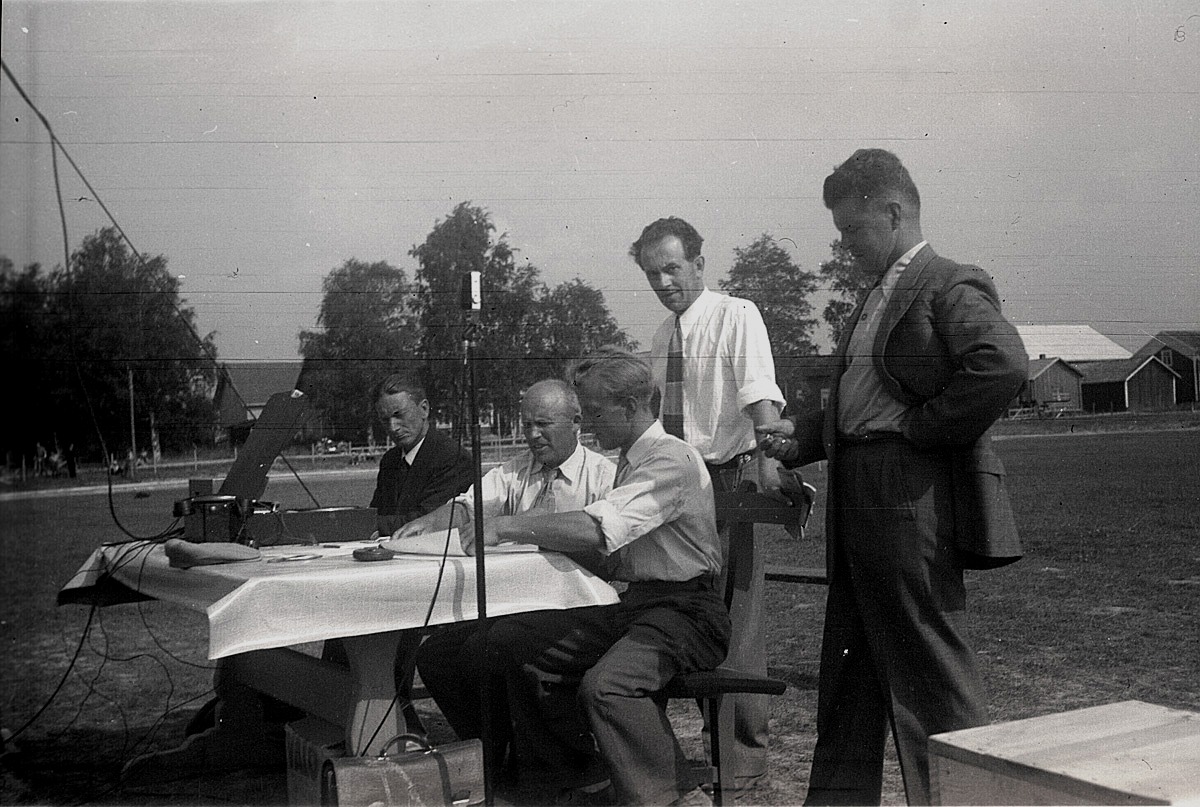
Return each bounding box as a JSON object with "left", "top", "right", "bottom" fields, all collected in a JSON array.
[
  {"left": 452, "top": 463, "right": 512, "bottom": 520},
  {"left": 583, "top": 446, "right": 692, "bottom": 555},
  {"left": 729, "top": 299, "right": 785, "bottom": 412}
]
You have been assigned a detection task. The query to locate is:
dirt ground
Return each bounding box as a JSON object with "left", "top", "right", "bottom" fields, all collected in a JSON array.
[{"left": 3, "top": 427, "right": 1198, "bottom": 805}]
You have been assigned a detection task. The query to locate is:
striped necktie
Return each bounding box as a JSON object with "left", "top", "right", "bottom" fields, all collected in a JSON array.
[
  {"left": 530, "top": 467, "right": 558, "bottom": 513},
  {"left": 615, "top": 453, "right": 630, "bottom": 485},
  {"left": 663, "top": 315, "right": 685, "bottom": 440}
]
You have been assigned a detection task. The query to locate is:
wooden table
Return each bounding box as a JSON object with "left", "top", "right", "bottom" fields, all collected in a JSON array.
[
  {"left": 929, "top": 700, "right": 1200, "bottom": 805},
  {"left": 59, "top": 539, "right": 618, "bottom": 777}
]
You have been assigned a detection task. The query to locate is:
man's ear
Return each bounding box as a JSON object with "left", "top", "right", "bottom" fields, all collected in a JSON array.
[
  {"left": 694, "top": 254, "right": 705, "bottom": 274},
  {"left": 886, "top": 201, "right": 903, "bottom": 229}
]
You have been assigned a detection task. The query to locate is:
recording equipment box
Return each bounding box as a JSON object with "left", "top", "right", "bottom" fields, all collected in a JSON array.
[{"left": 173, "top": 390, "right": 376, "bottom": 547}]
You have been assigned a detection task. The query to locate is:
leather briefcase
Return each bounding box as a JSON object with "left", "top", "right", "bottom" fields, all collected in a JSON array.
[{"left": 321, "top": 734, "right": 485, "bottom": 807}]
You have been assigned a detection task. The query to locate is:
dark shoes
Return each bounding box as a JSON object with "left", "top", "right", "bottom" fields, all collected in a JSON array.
[
  {"left": 669, "top": 787, "right": 714, "bottom": 807},
  {"left": 554, "top": 779, "right": 616, "bottom": 805}
]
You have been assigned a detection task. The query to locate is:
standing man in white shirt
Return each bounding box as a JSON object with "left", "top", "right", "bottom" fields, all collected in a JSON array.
[
  {"left": 397, "top": 379, "right": 615, "bottom": 776},
  {"left": 633, "top": 216, "right": 786, "bottom": 792}
]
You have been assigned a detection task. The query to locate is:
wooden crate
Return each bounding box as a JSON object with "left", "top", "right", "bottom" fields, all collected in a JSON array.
[{"left": 929, "top": 700, "right": 1200, "bottom": 805}]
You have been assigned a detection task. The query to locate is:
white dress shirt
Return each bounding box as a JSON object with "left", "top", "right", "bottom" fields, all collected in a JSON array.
[
  {"left": 583, "top": 421, "right": 723, "bottom": 582},
  {"left": 453, "top": 442, "right": 615, "bottom": 517},
  {"left": 649, "top": 288, "right": 784, "bottom": 464}
]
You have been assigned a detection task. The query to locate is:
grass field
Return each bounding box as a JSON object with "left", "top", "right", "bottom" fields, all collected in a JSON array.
[{"left": 2, "top": 429, "right": 1198, "bottom": 805}]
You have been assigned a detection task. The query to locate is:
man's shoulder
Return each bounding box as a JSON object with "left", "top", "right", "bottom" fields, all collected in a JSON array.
[
  {"left": 901, "top": 247, "right": 995, "bottom": 299},
  {"left": 419, "top": 428, "right": 470, "bottom": 463},
  {"left": 629, "top": 428, "right": 702, "bottom": 472},
  {"left": 701, "top": 289, "right": 766, "bottom": 326},
  {"left": 378, "top": 445, "right": 405, "bottom": 468},
  {"left": 919, "top": 248, "right": 986, "bottom": 282},
  {"left": 498, "top": 450, "right": 536, "bottom": 474},
  {"left": 579, "top": 444, "right": 617, "bottom": 471}
]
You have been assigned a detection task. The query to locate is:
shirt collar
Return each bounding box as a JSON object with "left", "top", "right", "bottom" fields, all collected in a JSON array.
[
  {"left": 621, "top": 420, "right": 666, "bottom": 471},
  {"left": 532, "top": 441, "right": 587, "bottom": 483},
  {"left": 402, "top": 434, "right": 427, "bottom": 466},
  {"left": 677, "top": 287, "right": 717, "bottom": 328},
  {"left": 880, "top": 241, "right": 928, "bottom": 294}
]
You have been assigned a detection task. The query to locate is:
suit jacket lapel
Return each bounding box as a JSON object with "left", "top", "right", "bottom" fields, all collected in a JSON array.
[
  {"left": 873, "top": 244, "right": 935, "bottom": 356},
  {"left": 825, "top": 289, "right": 873, "bottom": 450},
  {"left": 406, "top": 429, "right": 438, "bottom": 479},
  {"left": 870, "top": 244, "right": 937, "bottom": 402}
]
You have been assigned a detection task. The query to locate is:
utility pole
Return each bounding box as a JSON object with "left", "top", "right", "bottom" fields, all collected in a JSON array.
[{"left": 128, "top": 367, "right": 138, "bottom": 481}]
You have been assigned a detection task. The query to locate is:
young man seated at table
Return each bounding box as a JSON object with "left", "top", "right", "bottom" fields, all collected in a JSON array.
[
  {"left": 393, "top": 379, "right": 615, "bottom": 777},
  {"left": 462, "top": 348, "right": 729, "bottom": 807}
]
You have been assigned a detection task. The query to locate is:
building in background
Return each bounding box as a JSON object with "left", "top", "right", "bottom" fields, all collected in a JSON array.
[
  {"left": 1078, "top": 356, "right": 1179, "bottom": 413},
  {"left": 1014, "top": 325, "right": 1131, "bottom": 363},
  {"left": 1131, "top": 331, "right": 1200, "bottom": 406},
  {"left": 1014, "top": 357, "right": 1085, "bottom": 415}
]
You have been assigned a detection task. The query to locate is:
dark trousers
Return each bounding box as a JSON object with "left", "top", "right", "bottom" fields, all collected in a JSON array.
[
  {"left": 490, "top": 578, "right": 731, "bottom": 806},
  {"left": 415, "top": 621, "right": 513, "bottom": 773},
  {"left": 804, "top": 441, "right": 988, "bottom": 806}
]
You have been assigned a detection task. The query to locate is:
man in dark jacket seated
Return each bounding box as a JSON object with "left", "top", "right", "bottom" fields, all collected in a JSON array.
[{"left": 328, "top": 372, "right": 474, "bottom": 734}]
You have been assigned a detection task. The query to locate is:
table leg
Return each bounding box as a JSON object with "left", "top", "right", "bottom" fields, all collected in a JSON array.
[
  {"left": 338, "top": 630, "right": 408, "bottom": 756},
  {"left": 120, "top": 632, "right": 408, "bottom": 781}
]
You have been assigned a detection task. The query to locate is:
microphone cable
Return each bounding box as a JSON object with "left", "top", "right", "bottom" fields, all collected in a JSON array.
[{"left": 356, "top": 492, "right": 460, "bottom": 755}]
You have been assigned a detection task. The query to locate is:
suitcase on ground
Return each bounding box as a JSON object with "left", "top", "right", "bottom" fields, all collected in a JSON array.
[{"left": 321, "top": 734, "right": 485, "bottom": 807}]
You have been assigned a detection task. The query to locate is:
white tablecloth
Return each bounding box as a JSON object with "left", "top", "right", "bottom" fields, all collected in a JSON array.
[{"left": 61, "top": 540, "right": 619, "bottom": 659}]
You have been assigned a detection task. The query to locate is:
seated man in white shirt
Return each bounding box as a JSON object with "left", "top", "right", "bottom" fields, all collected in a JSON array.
[
  {"left": 396, "top": 379, "right": 615, "bottom": 776},
  {"left": 473, "top": 349, "right": 729, "bottom": 807}
]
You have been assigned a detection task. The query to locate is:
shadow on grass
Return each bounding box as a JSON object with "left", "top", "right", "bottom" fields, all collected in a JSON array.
[{"left": 2, "top": 712, "right": 288, "bottom": 806}]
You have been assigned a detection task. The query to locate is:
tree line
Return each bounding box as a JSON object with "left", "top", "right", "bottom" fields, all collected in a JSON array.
[{"left": 1, "top": 203, "right": 868, "bottom": 464}]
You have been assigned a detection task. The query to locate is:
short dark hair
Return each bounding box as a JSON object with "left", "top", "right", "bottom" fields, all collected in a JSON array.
[
  {"left": 822, "top": 148, "right": 920, "bottom": 211},
  {"left": 629, "top": 217, "right": 704, "bottom": 266},
  {"left": 570, "top": 347, "right": 655, "bottom": 408},
  {"left": 375, "top": 372, "right": 426, "bottom": 403}
]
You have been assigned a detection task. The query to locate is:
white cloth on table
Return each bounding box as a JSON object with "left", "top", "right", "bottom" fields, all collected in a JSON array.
[{"left": 60, "top": 540, "right": 619, "bottom": 659}]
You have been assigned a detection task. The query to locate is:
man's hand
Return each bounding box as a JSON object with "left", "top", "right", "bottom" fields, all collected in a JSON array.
[
  {"left": 393, "top": 517, "right": 434, "bottom": 540},
  {"left": 462, "top": 516, "right": 508, "bottom": 556},
  {"left": 756, "top": 419, "right": 800, "bottom": 463}
]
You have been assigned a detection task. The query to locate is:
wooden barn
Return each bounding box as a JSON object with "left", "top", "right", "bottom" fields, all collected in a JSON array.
[
  {"left": 1077, "top": 356, "right": 1180, "bottom": 413},
  {"left": 1015, "top": 357, "right": 1084, "bottom": 414},
  {"left": 1131, "top": 330, "right": 1200, "bottom": 405}
]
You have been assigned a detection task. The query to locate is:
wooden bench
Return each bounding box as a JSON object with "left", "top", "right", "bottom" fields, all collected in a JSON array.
[{"left": 765, "top": 563, "right": 828, "bottom": 585}]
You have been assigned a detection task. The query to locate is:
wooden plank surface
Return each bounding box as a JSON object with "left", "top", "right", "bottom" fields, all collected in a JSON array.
[{"left": 929, "top": 700, "right": 1200, "bottom": 805}]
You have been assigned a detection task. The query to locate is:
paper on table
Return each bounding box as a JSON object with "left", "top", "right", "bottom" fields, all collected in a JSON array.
[{"left": 381, "top": 528, "right": 540, "bottom": 557}]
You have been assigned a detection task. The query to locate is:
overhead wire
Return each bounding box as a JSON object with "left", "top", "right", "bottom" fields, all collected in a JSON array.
[{"left": 1, "top": 56, "right": 321, "bottom": 510}]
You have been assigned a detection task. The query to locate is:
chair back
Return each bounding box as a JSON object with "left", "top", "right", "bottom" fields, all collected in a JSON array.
[{"left": 713, "top": 489, "right": 810, "bottom": 631}]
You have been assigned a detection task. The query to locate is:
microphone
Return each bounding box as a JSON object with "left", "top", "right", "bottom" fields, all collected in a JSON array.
[{"left": 460, "top": 270, "right": 482, "bottom": 354}]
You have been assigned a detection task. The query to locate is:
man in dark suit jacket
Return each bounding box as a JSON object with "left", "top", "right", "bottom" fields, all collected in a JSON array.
[
  {"left": 369, "top": 372, "right": 474, "bottom": 733},
  {"left": 372, "top": 373, "right": 474, "bottom": 537},
  {"left": 760, "top": 149, "right": 1028, "bottom": 805}
]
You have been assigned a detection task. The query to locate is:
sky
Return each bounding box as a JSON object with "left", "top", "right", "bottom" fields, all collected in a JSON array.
[{"left": 2, "top": 0, "right": 1198, "bottom": 362}]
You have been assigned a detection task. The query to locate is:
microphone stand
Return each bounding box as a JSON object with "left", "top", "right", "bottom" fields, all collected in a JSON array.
[{"left": 461, "top": 273, "right": 493, "bottom": 806}]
